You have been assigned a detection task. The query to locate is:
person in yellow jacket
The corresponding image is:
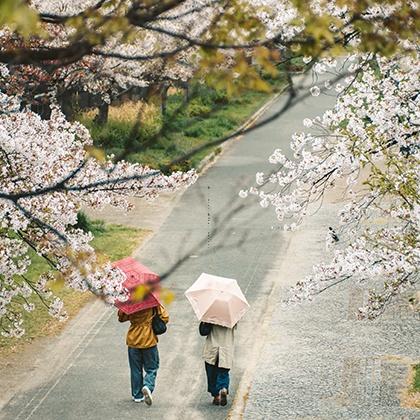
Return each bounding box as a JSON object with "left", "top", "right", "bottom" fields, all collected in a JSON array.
[{"left": 118, "top": 305, "right": 169, "bottom": 406}]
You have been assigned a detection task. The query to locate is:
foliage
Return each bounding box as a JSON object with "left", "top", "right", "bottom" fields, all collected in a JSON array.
[
  {"left": 413, "top": 364, "right": 420, "bottom": 393},
  {"left": 83, "top": 81, "right": 284, "bottom": 170},
  {"left": 0, "top": 1, "right": 416, "bottom": 110},
  {"left": 75, "top": 211, "right": 105, "bottom": 234},
  {"left": 81, "top": 105, "right": 163, "bottom": 157},
  {"left": 290, "top": 0, "right": 418, "bottom": 58},
  {"left": 0, "top": 0, "right": 282, "bottom": 110},
  {"left": 0, "top": 0, "right": 41, "bottom": 38}
]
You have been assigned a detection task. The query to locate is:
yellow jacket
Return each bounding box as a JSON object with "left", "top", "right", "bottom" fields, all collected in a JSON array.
[{"left": 118, "top": 305, "right": 169, "bottom": 349}]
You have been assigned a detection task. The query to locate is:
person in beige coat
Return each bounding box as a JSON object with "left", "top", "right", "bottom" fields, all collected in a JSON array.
[{"left": 199, "top": 322, "right": 236, "bottom": 406}]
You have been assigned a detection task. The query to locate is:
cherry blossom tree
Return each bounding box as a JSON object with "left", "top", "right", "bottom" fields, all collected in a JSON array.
[
  {"left": 2, "top": 0, "right": 283, "bottom": 127},
  {"left": 244, "top": 53, "right": 419, "bottom": 318},
  {"left": 0, "top": 83, "right": 196, "bottom": 337}
]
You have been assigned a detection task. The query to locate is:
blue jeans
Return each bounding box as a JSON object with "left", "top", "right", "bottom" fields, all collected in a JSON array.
[
  {"left": 205, "top": 361, "right": 230, "bottom": 397},
  {"left": 128, "top": 346, "right": 159, "bottom": 399}
]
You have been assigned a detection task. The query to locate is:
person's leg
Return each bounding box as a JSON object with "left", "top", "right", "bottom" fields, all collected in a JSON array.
[
  {"left": 216, "top": 367, "right": 230, "bottom": 406},
  {"left": 215, "top": 367, "right": 230, "bottom": 393},
  {"left": 205, "top": 362, "right": 218, "bottom": 397},
  {"left": 141, "top": 346, "right": 159, "bottom": 406},
  {"left": 142, "top": 346, "right": 160, "bottom": 392},
  {"left": 128, "top": 347, "right": 144, "bottom": 400}
]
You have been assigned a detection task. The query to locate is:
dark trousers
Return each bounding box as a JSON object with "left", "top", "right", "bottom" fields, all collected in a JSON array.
[
  {"left": 205, "top": 361, "right": 230, "bottom": 397},
  {"left": 128, "top": 346, "right": 159, "bottom": 399}
]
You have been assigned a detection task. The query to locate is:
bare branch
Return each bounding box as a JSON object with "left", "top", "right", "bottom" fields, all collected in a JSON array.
[{"left": 39, "top": 0, "right": 108, "bottom": 23}]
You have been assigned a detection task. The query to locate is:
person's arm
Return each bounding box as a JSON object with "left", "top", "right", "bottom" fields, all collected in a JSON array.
[
  {"left": 118, "top": 310, "right": 129, "bottom": 322},
  {"left": 158, "top": 305, "right": 169, "bottom": 324}
]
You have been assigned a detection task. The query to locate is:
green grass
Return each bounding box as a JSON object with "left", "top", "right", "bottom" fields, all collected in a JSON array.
[
  {"left": 80, "top": 78, "right": 286, "bottom": 171},
  {"left": 91, "top": 223, "right": 149, "bottom": 261},
  {"left": 413, "top": 364, "right": 420, "bottom": 392},
  {"left": 0, "top": 223, "right": 149, "bottom": 353}
]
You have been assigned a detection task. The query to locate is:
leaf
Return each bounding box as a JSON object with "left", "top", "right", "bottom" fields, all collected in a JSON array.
[
  {"left": 85, "top": 146, "right": 106, "bottom": 163},
  {"left": 160, "top": 288, "right": 175, "bottom": 306},
  {"left": 0, "top": 0, "right": 41, "bottom": 38},
  {"left": 50, "top": 274, "right": 65, "bottom": 292},
  {"left": 132, "top": 284, "right": 150, "bottom": 302}
]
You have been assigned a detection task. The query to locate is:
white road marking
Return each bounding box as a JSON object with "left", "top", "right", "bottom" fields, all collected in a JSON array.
[
  {"left": 227, "top": 237, "right": 292, "bottom": 420},
  {"left": 15, "top": 306, "right": 113, "bottom": 420}
]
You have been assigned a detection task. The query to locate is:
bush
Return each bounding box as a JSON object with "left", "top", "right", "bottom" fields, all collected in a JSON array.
[
  {"left": 185, "top": 124, "right": 208, "bottom": 138},
  {"left": 75, "top": 212, "right": 106, "bottom": 234},
  {"left": 187, "top": 99, "right": 212, "bottom": 117},
  {"left": 160, "top": 160, "right": 192, "bottom": 174},
  {"left": 213, "top": 90, "right": 229, "bottom": 105},
  {"left": 80, "top": 101, "right": 162, "bottom": 153},
  {"left": 76, "top": 79, "right": 284, "bottom": 172}
]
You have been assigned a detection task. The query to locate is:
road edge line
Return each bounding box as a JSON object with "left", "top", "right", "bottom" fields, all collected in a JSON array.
[
  {"left": 227, "top": 239, "right": 293, "bottom": 420},
  {"left": 196, "top": 91, "right": 282, "bottom": 174}
]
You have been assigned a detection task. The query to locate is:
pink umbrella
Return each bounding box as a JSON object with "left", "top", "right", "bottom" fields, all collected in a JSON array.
[
  {"left": 113, "top": 257, "right": 161, "bottom": 315},
  {"left": 185, "top": 273, "right": 249, "bottom": 328}
]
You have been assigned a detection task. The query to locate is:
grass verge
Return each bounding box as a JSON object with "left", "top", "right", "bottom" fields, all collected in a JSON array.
[
  {"left": 0, "top": 223, "right": 150, "bottom": 359},
  {"left": 80, "top": 79, "right": 286, "bottom": 171},
  {"left": 401, "top": 362, "right": 420, "bottom": 409},
  {"left": 413, "top": 364, "right": 420, "bottom": 393}
]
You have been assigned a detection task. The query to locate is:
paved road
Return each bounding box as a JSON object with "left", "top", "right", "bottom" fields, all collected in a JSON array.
[{"left": 0, "top": 74, "right": 419, "bottom": 420}]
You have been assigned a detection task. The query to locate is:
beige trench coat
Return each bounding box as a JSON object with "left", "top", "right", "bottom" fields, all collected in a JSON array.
[{"left": 203, "top": 324, "right": 236, "bottom": 369}]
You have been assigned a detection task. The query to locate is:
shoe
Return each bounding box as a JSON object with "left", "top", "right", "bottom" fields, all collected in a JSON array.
[
  {"left": 132, "top": 396, "right": 144, "bottom": 403},
  {"left": 220, "top": 388, "right": 228, "bottom": 406},
  {"left": 142, "top": 386, "right": 153, "bottom": 406},
  {"left": 212, "top": 396, "right": 221, "bottom": 405}
]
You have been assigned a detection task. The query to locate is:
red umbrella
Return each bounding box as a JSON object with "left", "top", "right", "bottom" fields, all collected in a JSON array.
[{"left": 113, "top": 257, "right": 161, "bottom": 315}]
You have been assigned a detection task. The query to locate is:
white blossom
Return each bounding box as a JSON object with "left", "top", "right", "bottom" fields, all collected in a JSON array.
[
  {"left": 303, "top": 118, "right": 313, "bottom": 128},
  {"left": 310, "top": 86, "right": 321, "bottom": 96},
  {"left": 239, "top": 189, "right": 248, "bottom": 198}
]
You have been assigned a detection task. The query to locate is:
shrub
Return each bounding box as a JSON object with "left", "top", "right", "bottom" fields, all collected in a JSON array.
[
  {"left": 213, "top": 90, "right": 229, "bottom": 105},
  {"left": 185, "top": 124, "right": 208, "bottom": 138},
  {"left": 75, "top": 212, "right": 106, "bottom": 234},
  {"left": 187, "top": 99, "right": 212, "bottom": 117}
]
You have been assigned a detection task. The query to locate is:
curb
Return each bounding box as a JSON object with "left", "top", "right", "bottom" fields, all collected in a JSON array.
[
  {"left": 226, "top": 261, "right": 290, "bottom": 420},
  {"left": 196, "top": 91, "right": 282, "bottom": 174}
]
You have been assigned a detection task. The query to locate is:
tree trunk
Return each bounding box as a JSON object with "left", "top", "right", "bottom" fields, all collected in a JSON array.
[
  {"left": 183, "top": 82, "right": 190, "bottom": 103},
  {"left": 59, "top": 91, "right": 76, "bottom": 121},
  {"left": 31, "top": 102, "right": 51, "bottom": 120},
  {"left": 161, "top": 83, "right": 169, "bottom": 115},
  {"left": 95, "top": 102, "right": 109, "bottom": 125}
]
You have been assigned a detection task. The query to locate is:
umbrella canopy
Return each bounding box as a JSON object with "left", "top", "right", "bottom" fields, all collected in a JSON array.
[
  {"left": 185, "top": 273, "right": 249, "bottom": 328},
  {"left": 113, "top": 257, "right": 161, "bottom": 315}
]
